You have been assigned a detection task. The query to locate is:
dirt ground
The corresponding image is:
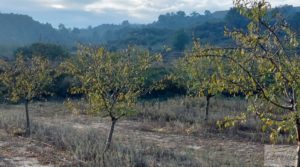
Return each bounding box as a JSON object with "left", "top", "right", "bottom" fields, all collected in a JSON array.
[
  {"left": 0, "top": 103, "right": 297, "bottom": 166},
  {"left": 0, "top": 117, "right": 265, "bottom": 166},
  {"left": 0, "top": 129, "right": 72, "bottom": 167}
]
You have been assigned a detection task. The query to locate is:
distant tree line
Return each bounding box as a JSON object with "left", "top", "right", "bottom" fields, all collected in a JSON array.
[{"left": 0, "top": 5, "right": 299, "bottom": 57}]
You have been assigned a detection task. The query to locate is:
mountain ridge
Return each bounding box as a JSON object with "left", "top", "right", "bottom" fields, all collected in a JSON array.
[{"left": 0, "top": 5, "right": 299, "bottom": 57}]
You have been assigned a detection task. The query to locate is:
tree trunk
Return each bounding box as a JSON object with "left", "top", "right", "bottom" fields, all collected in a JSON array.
[
  {"left": 25, "top": 100, "right": 30, "bottom": 136},
  {"left": 103, "top": 118, "right": 117, "bottom": 154},
  {"left": 296, "top": 118, "right": 300, "bottom": 167},
  {"left": 204, "top": 95, "right": 211, "bottom": 121}
]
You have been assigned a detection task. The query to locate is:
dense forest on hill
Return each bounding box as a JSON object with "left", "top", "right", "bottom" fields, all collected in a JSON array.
[{"left": 0, "top": 5, "right": 300, "bottom": 57}]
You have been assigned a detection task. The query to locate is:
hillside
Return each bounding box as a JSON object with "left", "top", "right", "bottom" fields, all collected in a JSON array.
[
  {"left": 0, "top": 13, "right": 64, "bottom": 45},
  {"left": 0, "top": 5, "right": 299, "bottom": 57}
]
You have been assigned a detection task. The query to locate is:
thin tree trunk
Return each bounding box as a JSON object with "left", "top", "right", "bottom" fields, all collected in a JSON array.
[
  {"left": 296, "top": 118, "right": 300, "bottom": 167},
  {"left": 103, "top": 118, "right": 117, "bottom": 154},
  {"left": 25, "top": 100, "right": 30, "bottom": 136},
  {"left": 204, "top": 95, "right": 211, "bottom": 121}
]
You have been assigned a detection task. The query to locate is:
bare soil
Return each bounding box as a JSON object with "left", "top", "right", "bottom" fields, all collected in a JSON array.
[
  {"left": 1, "top": 103, "right": 296, "bottom": 166},
  {"left": 35, "top": 114, "right": 265, "bottom": 166},
  {"left": 0, "top": 129, "right": 72, "bottom": 167}
]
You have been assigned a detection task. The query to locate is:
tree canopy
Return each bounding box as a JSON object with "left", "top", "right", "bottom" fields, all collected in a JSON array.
[
  {"left": 0, "top": 55, "right": 54, "bottom": 135},
  {"left": 63, "top": 46, "right": 161, "bottom": 152},
  {"left": 194, "top": 0, "right": 300, "bottom": 148}
]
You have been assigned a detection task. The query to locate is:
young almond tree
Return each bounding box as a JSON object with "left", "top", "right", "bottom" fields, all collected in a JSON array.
[
  {"left": 173, "top": 45, "right": 226, "bottom": 120},
  {"left": 195, "top": 0, "right": 300, "bottom": 165},
  {"left": 63, "top": 47, "right": 161, "bottom": 153},
  {"left": 0, "top": 55, "right": 53, "bottom": 135}
]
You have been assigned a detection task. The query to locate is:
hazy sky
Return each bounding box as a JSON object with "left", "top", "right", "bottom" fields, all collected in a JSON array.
[{"left": 1, "top": 0, "right": 300, "bottom": 28}]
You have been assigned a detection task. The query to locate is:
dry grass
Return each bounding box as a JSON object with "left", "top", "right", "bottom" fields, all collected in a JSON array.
[
  {"left": 136, "top": 96, "right": 247, "bottom": 123},
  {"left": 134, "top": 97, "right": 268, "bottom": 142},
  {"left": 135, "top": 96, "right": 294, "bottom": 145},
  {"left": 0, "top": 98, "right": 267, "bottom": 166},
  {"left": 0, "top": 109, "right": 203, "bottom": 166}
]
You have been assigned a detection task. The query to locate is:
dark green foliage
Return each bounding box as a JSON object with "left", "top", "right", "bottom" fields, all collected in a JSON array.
[
  {"left": 0, "top": 82, "right": 7, "bottom": 102},
  {"left": 288, "top": 12, "right": 300, "bottom": 34},
  {"left": 14, "top": 43, "right": 69, "bottom": 61},
  {"left": 141, "top": 65, "right": 187, "bottom": 100},
  {"left": 172, "top": 29, "right": 190, "bottom": 51},
  {"left": 154, "top": 10, "right": 225, "bottom": 29},
  {"left": 225, "top": 8, "right": 249, "bottom": 28},
  {"left": 141, "top": 79, "right": 187, "bottom": 100},
  {"left": 50, "top": 74, "right": 75, "bottom": 98},
  {"left": 193, "top": 21, "right": 231, "bottom": 46}
]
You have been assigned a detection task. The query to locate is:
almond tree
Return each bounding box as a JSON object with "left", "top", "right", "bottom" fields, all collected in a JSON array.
[
  {"left": 0, "top": 55, "right": 53, "bottom": 135},
  {"left": 194, "top": 0, "right": 300, "bottom": 165},
  {"left": 173, "top": 46, "right": 227, "bottom": 120},
  {"left": 63, "top": 47, "right": 161, "bottom": 153}
]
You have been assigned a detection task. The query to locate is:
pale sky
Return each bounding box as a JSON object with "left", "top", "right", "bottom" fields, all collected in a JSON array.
[{"left": 0, "top": 0, "right": 299, "bottom": 28}]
